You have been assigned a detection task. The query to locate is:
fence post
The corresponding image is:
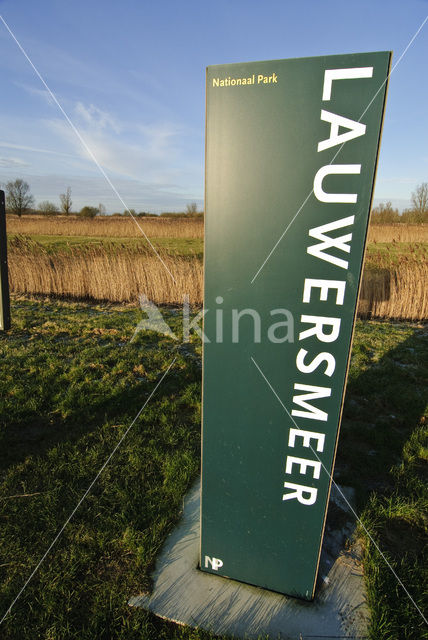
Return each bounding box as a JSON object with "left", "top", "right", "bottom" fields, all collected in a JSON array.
[{"left": 0, "top": 190, "right": 11, "bottom": 331}]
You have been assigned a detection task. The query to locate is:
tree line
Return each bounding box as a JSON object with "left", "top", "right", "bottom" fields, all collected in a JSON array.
[
  {"left": 2, "top": 179, "right": 203, "bottom": 218},
  {"left": 370, "top": 182, "right": 428, "bottom": 224},
  {"left": 3, "top": 180, "right": 76, "bottom": 216},
  {"left": 3, "top": 180, "right": 108, "bottom": 218},
  {"left": 3, "top": 177, "right": 426, "bottom": 222}
]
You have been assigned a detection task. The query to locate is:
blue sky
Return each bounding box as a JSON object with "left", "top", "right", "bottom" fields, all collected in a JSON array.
[{"left": 0, "top": 0, "right": 426, "bottom": 213}]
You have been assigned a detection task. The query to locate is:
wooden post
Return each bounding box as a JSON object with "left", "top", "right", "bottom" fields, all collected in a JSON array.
[{"left": 0, "top": 190, "right": 11, "bottom": 331}]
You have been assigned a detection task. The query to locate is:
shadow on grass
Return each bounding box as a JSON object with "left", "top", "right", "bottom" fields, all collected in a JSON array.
[
  {"left": 0, "top": 372, "right": 178, "bottom": 471},
  {"left": 324, "top": 323, "right": 427, "bottom": 639},
  {"left": 337, "top": 325, "right": 426, "bottom": 504},
  {"left": 0, "top": 316, "right": 201, "bottom": 478}
]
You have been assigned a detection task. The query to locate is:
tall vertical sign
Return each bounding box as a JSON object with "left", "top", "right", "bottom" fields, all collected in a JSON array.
[
  {"left": 201, "top": 52, "right": 391, "bottom": 599},
  {"left": 0, "top": 190, "right": 11, "bottom": 331}
]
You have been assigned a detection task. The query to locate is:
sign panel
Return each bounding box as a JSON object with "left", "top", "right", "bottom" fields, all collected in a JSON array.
[
  {"left": 0, "top": 190, "right": 10, "bottom": 331},
  {"left": 201, "top": 52, "right": 391, "bottom": 599}
]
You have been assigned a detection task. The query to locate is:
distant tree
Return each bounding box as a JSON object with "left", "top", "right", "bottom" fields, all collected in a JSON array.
[
  {"left": 123, "top": 208, "right": 136, "bottom": 217},
  {"left": 98, "top": 203, "right": 106, "bottom": 216},
  {"left": 185, "top": 202, "right": 198, "bottom": 216},
  {"left": 79, "top": 205, "right": 99, "bottom": 218},
  {"left": 5, "top": 179, "right": 35, "bottom": 216},
  {"left": 370, "top": 201, "right": 399, "bottom": 224},
  {"left": 59, "top": 187, "right": 72, "bottom": 215},
  {"left": 38, "top": 200, "right": 58, "bottom": 216},
  {"left": 400, "top": 208, "right": 428, "bottom": 224},
  {"left": 410, "top": 182, "right": 428, "bottom": 215}
]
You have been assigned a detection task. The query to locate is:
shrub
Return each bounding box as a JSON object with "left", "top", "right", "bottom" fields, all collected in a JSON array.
[{"left": 79, "top": 206, "right": 99, "bottom": 218}]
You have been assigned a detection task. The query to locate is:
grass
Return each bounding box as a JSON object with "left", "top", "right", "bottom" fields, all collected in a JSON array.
[
  {"left": 365, "top": 241, "right": 428, "bottom": 265},
  {"left": 0, "top": 297, "right": 213, "bottom": 639},
  {"left": 11, "top": 233, "right": 423, "bottom": 265},
  {"left": 338, "top": 321, "right": 428, "bottom": 639},
  {"left": 8, "top": 234, "right": 204, "bottom": 258},
  {"left": 0, "top": 297, "right": 426, "bottom": 639}
]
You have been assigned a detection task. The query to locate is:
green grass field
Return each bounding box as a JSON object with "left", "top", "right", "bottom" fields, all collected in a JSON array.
[
  {"left": 0, "top": 298, "right": 426, "bottom": 639},
  {"left": 365, "top": 241, "right": 428, "bottom": 265},
  {"left": 8, "top": 234, "right": 204, "bottom": 258},
  {"left": 8, "top": 232, "right": 426, "bottom": 274},
  {"left": 9, "top": 233, "right": 426, "bottom": 260}
]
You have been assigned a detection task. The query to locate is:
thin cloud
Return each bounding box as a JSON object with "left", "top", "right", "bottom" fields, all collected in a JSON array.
[
  {"left": 137, "top": 122, "right": 183, "bottom": 157},
  {"left": 0, "top": 140, "right": 78, "bottom": 158},
  {"left": 44, "top": 99, "right": 190, "bottom": 183},
  {"left": 75, "top": 102, "right": 121, "bottom": 134},
  {"left": 6, "top": 35, "right": 176, "bottom": 118},
  {"left": 0, "top": 156, "right": 29, "bottom": 168},
  {"left": 14, "top": 81, "right": 56, "bottom": 106}
]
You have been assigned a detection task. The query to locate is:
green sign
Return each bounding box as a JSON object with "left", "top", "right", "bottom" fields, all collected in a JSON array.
[
  {"left": 0, "top": 190, "right": 10, "bottom": 332},
  {"left": 200, "top": 52, "right": 391, "bottom": 600}
]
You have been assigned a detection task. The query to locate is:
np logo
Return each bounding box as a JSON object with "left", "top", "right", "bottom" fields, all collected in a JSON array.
[{"left": 204, "top": 555, "right": 223, "bottom": 571}]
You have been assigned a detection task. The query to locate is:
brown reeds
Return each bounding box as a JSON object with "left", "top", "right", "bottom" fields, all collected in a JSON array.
[
  {"left": 358, "top": 262, "right": 427, "bottom": 320},
  {"left": 7, "top": 217, "right": 427, "bottom": 243},
  {"left": 358, "top": 248, "right": 428, "bottom": 320},
  {"left": 6, "top": 215, "right": 204, "bottom": 239},
  {"left": 8, "top": 238, "right": 202, "bottom": 304},
  {"left": 6, "top": 232, "right": 427, "bottom": 320},
  {"left": 367, "top": 223, "right": 428, "bottom": 244}
]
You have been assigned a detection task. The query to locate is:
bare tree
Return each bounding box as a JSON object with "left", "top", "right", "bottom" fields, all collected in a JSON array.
[
  {"left": 185, "top": 202, "right": 198, "bottom": 215},
  {"left": 59, "top": 187, "right": 72, "bottom": 215},
  {"left": 411, "top": 182, "right": 428, "bottom": 214},
  {"left": 98, "top": 203, "right": 106, "bottom": 216},
  {"left": 5, "top": 179, "right": 35, "bottom": 216},
  {"left": 370, "top": 201, "right": 399, "bottom": 224}
]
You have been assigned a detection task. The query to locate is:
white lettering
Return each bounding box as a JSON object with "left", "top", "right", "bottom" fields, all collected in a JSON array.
[
  {"left": 283, "top": 482, "right": 317, "bottom": 505},
  {"left": 322, "top": 67, "right": 373, "bottom": 101},
  {"left": 288, "top": 428, "right": 325, "bottom": 452},
  {"left": 299, "top": 315, "right": 341, "bottom": 343},
  {"left": 307, "top": 215, "right": 355, "bottom": 269},
  {"left": 303, "top": 278, "right": 346, "bottom": 305},
  {"left": 205, "top": 556, "right": 223, "bottom": 571},
  {"left": 296, "top": 348, "right": 336, "bottom": 377},
  {"left": 285, "top": 455, "right": 322, "bottom": 479},
  {"left": 318, "top": 110, "right": 366, "bottom": 152},
  {"left": 291, "top": 383, "right": 331, "bottom": 422},
  {"left": 313, "top": 164, "right": 361, "bottom": 204}
]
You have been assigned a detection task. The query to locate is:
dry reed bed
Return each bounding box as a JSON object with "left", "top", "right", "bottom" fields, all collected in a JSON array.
[
  {"left": 8, "top": 244, "right": 202, "bottom": 304},
  {"left": 7, "top": 239, "right": 427, "bottom": 319},
  {"left": 7, "top": 217, "right": 428, "bottom": 243},
  {"left": 359, "top": 261, "right": 427, "bottom": 320},
  {"left": 367, "top": 223, "right": 428, "bottom": 243},
  {"left": 6, "top": 215, "right": 204, "bottom": 239}
]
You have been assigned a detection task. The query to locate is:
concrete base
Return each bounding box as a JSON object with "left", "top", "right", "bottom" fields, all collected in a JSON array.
[{"left": 129, "top": 479, "right": 369, "bottom": 639}]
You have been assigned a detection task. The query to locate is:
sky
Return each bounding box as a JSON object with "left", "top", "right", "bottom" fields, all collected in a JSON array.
[{"left": 0, "top": 0, "right": 426, "bottom": 214}]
